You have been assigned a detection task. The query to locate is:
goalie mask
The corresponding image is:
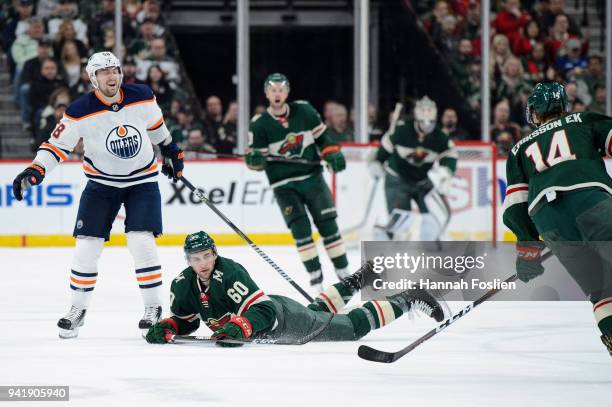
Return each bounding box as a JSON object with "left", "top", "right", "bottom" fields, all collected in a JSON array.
[
  {"left": 414, "top": 96, "right": 438, "bottom": 134},
  {"left": 86, "top": 51, "right": 123, "bottom": 90}
]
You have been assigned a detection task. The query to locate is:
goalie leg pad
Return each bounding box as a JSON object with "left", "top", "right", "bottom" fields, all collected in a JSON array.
[
  {"left": 421, "top": 191, "right": 451, "bottom": 241},
  {"left": 70, "top": 236, "right": 104, "bottom": 309},
  {"left": 127, "top": 231, "right": 163, "bottom": 306}
]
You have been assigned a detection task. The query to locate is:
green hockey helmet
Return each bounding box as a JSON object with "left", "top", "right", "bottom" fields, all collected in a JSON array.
[
  {"left": 526, "top": 81, "right": 569, "bottom": 125},
  {"left": 184, "top": 231, "right": 216, "bottom": 255},
  {"left": 264, "top": 73, "right": 290, "bottom": 92}
]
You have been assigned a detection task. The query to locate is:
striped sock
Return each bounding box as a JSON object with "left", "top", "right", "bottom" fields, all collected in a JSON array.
[
  {"left": 308, "top": 282, "right": 354, "bottom": 313},
  {"left": 323, "top": 232, "right": 349, "bottom": 270},
  {"left": 348, "top": 300, "right": 404, "bottom": 339},
  {"left": 594, "top": 297, "right": 612, "bottom": 333},
  {"left": 295, "top": 236, "right": 322, "bottom": 284},
  {"left": 135, "top": 265, "right": 163, "bottom": 306},
  {"left": 70, "top": 269, "right": 97, "bottom": 309}
]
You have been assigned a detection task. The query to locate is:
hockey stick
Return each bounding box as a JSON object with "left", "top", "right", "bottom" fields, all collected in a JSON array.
[
  {"left": 179, "top": 175, "right": 314, "bottom": 303},
  {"left": 202, "top": 152, "right": 321, "bottom": 166},
  {"left": 358, "top": 250, "right": 554, "bottom": 363},
  {"left": 169, "top": 313, "right": 333, "bottom": 346}
]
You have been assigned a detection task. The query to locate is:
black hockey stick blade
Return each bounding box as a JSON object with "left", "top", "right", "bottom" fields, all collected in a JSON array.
[{"left": 357, "top": 345, "right": 399, "bottom": 363}]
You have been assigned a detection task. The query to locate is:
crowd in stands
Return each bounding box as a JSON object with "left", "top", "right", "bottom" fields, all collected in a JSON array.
[
  {"left": 418, "top": 0, "right": 605, "bottom": 156},
  {"left": 0, "top": 0, "right": 240, "bottom": 157}
]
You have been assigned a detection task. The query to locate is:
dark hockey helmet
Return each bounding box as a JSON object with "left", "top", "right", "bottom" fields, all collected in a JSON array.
[
  {"left": 264, "top": 73, "right": 290, "bottom": 92},
  {"left": 526, "top": 81, "right": 569, "bottom": 125},
  {"left": 184, "top": 231, "right": 216, "bottom": 255}
]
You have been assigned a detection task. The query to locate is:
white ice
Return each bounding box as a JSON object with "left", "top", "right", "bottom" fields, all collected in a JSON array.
[{"left": 0, "top": 245, "right": 610, "bottom": 407}]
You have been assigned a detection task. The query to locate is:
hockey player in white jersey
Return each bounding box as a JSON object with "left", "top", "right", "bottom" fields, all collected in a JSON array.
[{"left": 11, "top": 52, "right": 185, "bottom": 339}]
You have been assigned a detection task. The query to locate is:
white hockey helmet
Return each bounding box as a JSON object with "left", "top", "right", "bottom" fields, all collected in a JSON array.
[
  {"left": 414, "top": 96, "right": 438, "bottom": 134},
  {"left": 86, "top": 51, "right": 123, "bottom": 89}
]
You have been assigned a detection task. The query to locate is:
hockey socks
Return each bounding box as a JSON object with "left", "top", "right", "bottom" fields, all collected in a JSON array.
[
  {"left": 290, "top": 218, "right": 323, "bottom": 285},
  {"left": 69, "top": 237, "right": 104, "bottom": 309},
  {"left": 318, "top": 218, "right": 349, "bottom": 278},
  {"left": 348, "top": 300, "right": 405, "bottom": 339},
  {"left": 127, "top": 232, "right": 163, "bottom": 306},
  {"left": 308, "top": 282, "right": 355, "bottom": 313}
]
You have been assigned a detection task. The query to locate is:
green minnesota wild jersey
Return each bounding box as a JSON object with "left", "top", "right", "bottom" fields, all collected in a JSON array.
[
  {"left": 503, "top": 111, "right": 612, "bottom": 241},
  {"left": 168, "top": 256, "right": 278, "bottom": 336},
  {"left": 249, "top": 101, "right": 336, "bottom": 188},
  {"left": 376, "top": 118, "right": 457, "bottom": 183}
]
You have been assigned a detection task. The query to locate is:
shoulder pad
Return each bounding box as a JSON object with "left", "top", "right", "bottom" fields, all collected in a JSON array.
[
  {"left": 250, "top": 113, "right": 262, "bottom": 123},
  {"left": 294, "top": 100, "right": 309, "bottom": 105},
  {"left": 65, "top": 93, "right": 102, "bottom": 120},
  {"left": 122, "top": 83, "right": 155, "bottom": 105}
]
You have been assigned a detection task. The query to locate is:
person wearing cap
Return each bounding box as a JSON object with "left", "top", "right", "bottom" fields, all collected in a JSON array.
[{"left": 556, "top": 37, "right": 588, "bottom": 79}]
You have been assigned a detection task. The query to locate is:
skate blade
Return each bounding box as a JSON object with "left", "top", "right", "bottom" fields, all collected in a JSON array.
[{"left": 58, "top": 327, "right": 80, "bottom": 339}]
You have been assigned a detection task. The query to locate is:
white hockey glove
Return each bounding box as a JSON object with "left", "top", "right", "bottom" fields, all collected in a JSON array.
[{"left": 427, "top": 166, "right": 453, "bottom": 195}]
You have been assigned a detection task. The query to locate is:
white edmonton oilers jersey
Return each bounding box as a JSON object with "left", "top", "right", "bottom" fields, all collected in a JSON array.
[{"left": 33, "top": 84, "right": 170, "bottom": 188}]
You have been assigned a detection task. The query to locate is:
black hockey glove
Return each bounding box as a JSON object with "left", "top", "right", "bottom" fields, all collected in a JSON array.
[
  {"left": 159, "top": 142, "right": 184, "bottom": 183},
  {"left": 12, "top": 164, "right": 45, "bottom": 201},
  {"left": 515, "top": 241, "right": 546, "bottom": 282},
  {"left": 415, "top": 177, "right": 434, "bottom": 195}
]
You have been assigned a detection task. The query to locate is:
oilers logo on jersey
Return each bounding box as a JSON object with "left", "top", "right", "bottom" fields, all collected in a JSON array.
[{"left": 106, "top": 125, "right": 142, "bottom": 159}]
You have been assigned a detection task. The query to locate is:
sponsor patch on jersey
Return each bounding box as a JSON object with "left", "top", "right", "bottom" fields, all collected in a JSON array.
[
  {"left": 278, "top": 132, "right": 304, "bottom": 157},
  {"left": 105, "top": 125, "right": 142, "bottom": 159}
]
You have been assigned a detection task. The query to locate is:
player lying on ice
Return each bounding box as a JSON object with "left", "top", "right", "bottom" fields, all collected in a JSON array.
[{"left": 145, "top": 231, "right": 447, "bottom": 345}]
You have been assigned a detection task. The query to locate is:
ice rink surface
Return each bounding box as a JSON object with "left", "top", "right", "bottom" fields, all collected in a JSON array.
[{"left": 1, "top": 245, "right": 610, "bottom": 407}]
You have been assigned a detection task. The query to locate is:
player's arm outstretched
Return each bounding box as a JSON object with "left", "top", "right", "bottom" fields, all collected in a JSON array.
[
  {"left": 210, "top": 263, "right": 277, "bottom": 347},
  {"left": 502, "top": 151, "right": 546, "bottom": 282},
  {"left": 12, "top": 115, "right": 80, "bottom": 201}
]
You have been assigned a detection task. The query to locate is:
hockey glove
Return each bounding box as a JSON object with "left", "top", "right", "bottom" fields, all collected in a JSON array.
[
  {"left": 245, "top": 150, "right": 267, "bottom": 171},
  {"left": 12, "top": 164, "right": 45, "bottom": 201},
  {"left": 427, "top": 166, "right": 453, "bottom": 195},
  {"left": 321, "top": 145, "right": 346, "bottom": 173},
  {"left": 415, "top": 177, "right": 434, "bottom": 195},
  {"left": 515, "top": 241, "right": 546, "bottom": 282},
  {"left": 159, "top": 142, "right": 184, "bottom": 183},
  {"left": 145, "top": 319, "right": 178, "bottom": 344},
  {"left": 211, "top": 315, "right": 252, "bottom": 347}
]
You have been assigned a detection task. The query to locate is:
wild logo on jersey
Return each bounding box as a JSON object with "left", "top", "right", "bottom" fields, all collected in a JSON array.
[
  {"left": 278, "top": 133, "right": 304, "bottom": 157},
  {"left": 405, "top": 147, "right": 429, "bottom": 166},
  {"left": 206, "top": 312, "right": 232, "bottom": 330},
  {"left": 105, "top": 125, "right": 142, "bottom": 159}
]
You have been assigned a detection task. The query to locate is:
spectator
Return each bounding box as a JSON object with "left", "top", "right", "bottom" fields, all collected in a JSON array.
[
  {"left": 60, "top": 40, "right": 83, "bottom": 87},
  {"left": 466, "top": 59, "right": 482, "bottom": 110},
  {"left": 48, "top": 0, "right": 88, "bottom": 46},
  {"left": 2, "top": 0, "right": 35, "bottom": 62},
  {"left": 125, "top": 0, "right": 144, "bottom": 20},
  {"left": 217, "top": 101, "right": 238, "bottom": 154},
  {"left": 328, "top": 104, "right": 354, "bottom": 142},
  {"left": 182, "top": 128, "right": 216, "bottom": 158},
  {"left": 539, "top": 0, "right": 582, "bottom": 37},
  {"left": 577, "top": 55, "right": 604, "bottom": 97},
  {"left": 146, "top": 64, "right": 173, "bottom": 114},
  {"left": 128, "top": 18, "right": 156, "bottom": 60},
  {"left": 452, "top": 38, "right": 475, "bottom": 93},
  {"left": 564, "top": 82, "right": 584, "bottom": 111},
  {"left": 88, "top": 0, "right": 133, "bottom": 50},
  {"left": 424, "top": 0, "right": 451, "bottom": 39},
  {"left": 323, "top": 100, "right": 339, "bottom": 127},
  {"left": 440, "top": 108, "right": 470, "bottom": 141},
  {"left": 29, "top": 59, "right": 67, "bottom": 129},
  {"left": 136, "top": 0, "right": 166, "bottom": 37},
  {"left": 435, "top": 14, "right": 461, "bottom": 58},
  {"left": 203, "top": 95, "right": 224, "bottom": 147},
  {"left": 545, "top": 14, "right": 586, "bottom": 63},
  {"left": 573, "top": 100, "right": 586, "bottom": 112},
  {"left": 122, "top": 56, "right": 145, "bottom": 85},
  {"left": 19, "top": 39, "right": 53, "bottom": 125},
  {"left": 368, "top": 104, "right": 384, "bottom": 142},
  {"left": 491, "top": 100, "right": 521, "bottom": 157},
  {"left": 496, "top": 57, "right": 531, "bottom": 123},
  {"left": 588, "top": 83, "right": 606, "bottom": 114},
  {"left": 35, "top": 87, "right": 70, "bottom": 147},
  {"left": 253, "top": 104, "right": 266, "bottom": 116},
  {"left": 492, "top": 0, "right": 531, "bottom": 48},
  {"left": 461, "top": 1, "right": 480, "bottom": 40},
  {"left": 36, "top": 0, "right": 62, "bottom": 20},
  {"left": 490, "top": 34, "right": 513, "bottom": 85},
  {"left": 11, "top": 18, "right": 45, "bottom": 103},
  {"left": 523, "top": 42, "right": 549, "bottom": 84},
  {"left": 136, "top": 37, "right": 179, "bottom": 82},
  {"left": 69, "top": 64, "right": 92, "bottom": 100},
  {"left": 54, "top": 19, "right": 88, "bottom": 58},
  {"left": 513, "top": 20, "right": 543, "bottom": 57},
  {"left": 170, "top": 108, "right": 202, "bottom": 144},
  {"left": 556, "top": 38, "right": 587, "bottom": 79}
]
